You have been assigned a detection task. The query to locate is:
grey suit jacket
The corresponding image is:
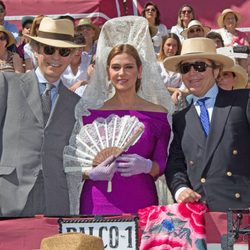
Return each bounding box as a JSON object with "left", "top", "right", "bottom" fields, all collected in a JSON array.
[
  {"left": 0, "top": 71, "right": 80, "bottom": 217},
  {"left": 165, "top": 88, "right": 250, "bottom": 211}
]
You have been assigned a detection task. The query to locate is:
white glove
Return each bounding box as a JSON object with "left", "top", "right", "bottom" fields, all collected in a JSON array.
[
  {"left": 88, "top": 155, "right": 117, "bottom": 181},
  {"left": 116, "top": 154, "right": 152, "bottom": 177}
]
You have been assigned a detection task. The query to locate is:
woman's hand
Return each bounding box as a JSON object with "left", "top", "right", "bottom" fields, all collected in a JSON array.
[
  {"left": 69, "top": 80, "right": 88, "bottom": 92},
  {"left": 87, "top": 155, "right": 117, "bottom": 181},
  {"left": 116, "top": 154, "right": 152, "bottom": 177}
]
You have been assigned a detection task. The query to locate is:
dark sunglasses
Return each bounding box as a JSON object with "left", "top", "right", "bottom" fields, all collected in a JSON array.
[
  {"left": 179, "top": 61, "right": 212, "bottom": 74},
  {"left": 181, "top": 10, "right": 192, "bottom": 14},
  {"left": 189, "top": 27, "right": 203, "bottom": 34},
  {"left": 145, "top": 8, "right": 156, "bottom": 12},
  {"left": 42, "top": 45, "right": 73, "bottom": 57},
  {"left": 0, "top": 35, "right": 6, "bottom": 41}
]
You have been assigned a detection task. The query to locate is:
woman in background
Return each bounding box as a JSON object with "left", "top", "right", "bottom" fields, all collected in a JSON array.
[
  {"left": 0, "top": 25, "right": 23, "bottom": 72},
  {"left": 171, "top": 4, "right": 195, "bottom": 43},
  {"left": 141, "top": 1, "right": 168, "bottom": 53},
  {"left": 24, "top": 15, "right": 44, "bottom": 71}
]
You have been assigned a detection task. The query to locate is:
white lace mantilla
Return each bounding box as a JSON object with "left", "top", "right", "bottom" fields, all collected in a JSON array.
[{"left": 74, "top": 16, "right": 174, "bottom": 119}]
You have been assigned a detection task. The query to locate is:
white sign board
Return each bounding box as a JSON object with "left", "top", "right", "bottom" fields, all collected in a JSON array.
[{"left": 58, "top": 217, "right": 139, "bottom": 250}]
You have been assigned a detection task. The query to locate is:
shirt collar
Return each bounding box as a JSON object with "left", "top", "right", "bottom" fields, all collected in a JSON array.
[{"left": 35, "top": 67, "right": 61, "bottom": 88}]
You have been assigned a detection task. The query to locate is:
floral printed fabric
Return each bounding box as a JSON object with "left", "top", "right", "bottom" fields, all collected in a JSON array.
[{"left": 138, "top": 203, "right": 208, "bottom": 250}]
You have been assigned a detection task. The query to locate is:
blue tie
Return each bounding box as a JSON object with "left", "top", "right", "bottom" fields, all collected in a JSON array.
[{"left": 197, "top": 97, "right": 210, "bottom": 136}]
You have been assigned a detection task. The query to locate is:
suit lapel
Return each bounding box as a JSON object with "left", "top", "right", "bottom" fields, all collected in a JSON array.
[
  {"left": 202, "top": 89, "right": 234, "bottom": 169},
  {"left": 186, "top": 104, "right": 207, "bottom": 148},
  {"left": 20, "top": 71, "right": 44, "bottom": 125}
]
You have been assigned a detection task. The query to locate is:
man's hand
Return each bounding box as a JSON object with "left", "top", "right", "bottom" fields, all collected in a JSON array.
[{"left": 177, "top": 188, "right": 202, "bottom": 203}]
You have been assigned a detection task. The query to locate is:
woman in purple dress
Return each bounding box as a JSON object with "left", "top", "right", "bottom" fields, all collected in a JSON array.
[{"left": 64, "top": 16, "right": 174, "bottom": 215}]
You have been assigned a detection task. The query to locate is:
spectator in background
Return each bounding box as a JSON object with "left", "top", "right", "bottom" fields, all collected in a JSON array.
[
  {"left": 24, "top": 15, "right": 44, "bottom": 71},
  {"left": 206, "top": 31, "right": 225, "bottom": 48},
  {"left": 0, "top": 1, "right": 19, "bottom": 41},
  {"left": 61, "top": 33, "right": 91, "bottom": 96},
  {"left": 0, "top": 25, "right": 23, "bottom": 72},
  {"left": 171, "top": 4, "right": 195, "bottom": 43},
  {"left": 216, "top": 8, "right": 249, "bottom": 72},
  {"left": 217, "top": 62, "right": 248, "bottom": 90},
  {"left": 17, "top": 16, "right": 34, "bottom": 60},
  {"left": 76, "top": 18, "right": 99, "bottom": 57},
  {"left": 158, "top": 33, "right": 188, "bottom": 110},
  {"left": 141, "top": 1, "right": 168, "bottom": 53},
  {"left": 181, "top": 20, "right": 210, "bottom": 39},
  {"left": 216, "top": 9, "right": 249, "bottom": 47}
]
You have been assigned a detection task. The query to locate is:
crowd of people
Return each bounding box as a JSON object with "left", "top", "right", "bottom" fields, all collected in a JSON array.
[{"left": 0, "top": 0, "right": 250, "bottom": 235}]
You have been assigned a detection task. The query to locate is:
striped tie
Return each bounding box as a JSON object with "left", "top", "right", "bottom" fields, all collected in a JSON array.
[
  {"left": 41, "top": 83, "right": 54, "bottom": 126},
  {"left": 197, "top": 97, "right": 210, "bottom": 136}
]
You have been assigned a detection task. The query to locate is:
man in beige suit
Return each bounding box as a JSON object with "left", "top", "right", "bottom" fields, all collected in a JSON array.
[{"left": 0, "top": 17, "right": 83, "bottom": 217}]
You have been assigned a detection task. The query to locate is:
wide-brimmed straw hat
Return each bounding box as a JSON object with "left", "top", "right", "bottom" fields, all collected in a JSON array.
[
  {"left": 40, "top": 232, "right": 104, "bottom": 250},
  {"left": 164, "top": 37, "right": 234, "bottom": 72},
  {"left": 181, "top": 20, "right": 211, "bottom": 38},
  {"left": 0, "top": 25, "right": 15, "bottom": 47},
  {"left": 222, "top": 63, "right": 248, "bottom": 89},
  {"left": 26, "top": 17, "right": 83, "bottom": 48},
  {"left": 217, "top": 8, "right": 241, "bottom": 28},
  {"left": 76, "top": 18, "right": 100, "bottom": 40}
]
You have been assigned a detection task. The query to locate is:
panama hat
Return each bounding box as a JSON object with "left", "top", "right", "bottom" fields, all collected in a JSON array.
[
  {"left": 164, "top": 37, "right": 234, "bottom": 72},
  {"left": 76, "top": 18, "right": 100, "bottom": 40},
  {"left": 40, "top": 232, "right": 104, "bottom": 250},
  {"left": 222, "top": 63, "right": 248, "bottom": 89},
  {"left": 0, "top": 25, "right": 15, "bottom": 47},
  {"left": 217, "top": 8, "right": 241, "bottom": 28},
  {"left": 181, "top": 20, "right": 211, "bottom": 38},
  {"left": 26, "top": 17, "right": 83, "bottom": 48}
]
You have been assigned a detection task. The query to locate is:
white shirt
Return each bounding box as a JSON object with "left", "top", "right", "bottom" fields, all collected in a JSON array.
[{"left": 61, "top": 52, "right": 91, "bottom": 96}]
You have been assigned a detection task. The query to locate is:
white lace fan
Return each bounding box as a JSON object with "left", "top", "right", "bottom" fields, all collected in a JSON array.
[{"left": 64, "top": 114, "right": 145, "bottom": 192}]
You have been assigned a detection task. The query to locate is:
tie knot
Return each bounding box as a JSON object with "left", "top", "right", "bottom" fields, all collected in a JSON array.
[
  {"left": 45, "top": 83, "right": 54, "bottom": 91},
  {"left": 197, "top": 97, "right": 209, "bottom": 105}
]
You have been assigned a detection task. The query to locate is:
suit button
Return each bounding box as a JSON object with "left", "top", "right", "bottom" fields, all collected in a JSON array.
[
  {"left": 201, "top": 178, "right": 206, "bottom": 183},
  {"left": 226, "top": 171, "right": 232, "bottom": 176},
  {"left": 235, "top": 193, "right": 241, "bottom": 199},
  {"left": 232, "top": 150, "right": 238, "bottom": 155},
  {"left": 189, "top": 160, "right": 194, "bottom": 165}
]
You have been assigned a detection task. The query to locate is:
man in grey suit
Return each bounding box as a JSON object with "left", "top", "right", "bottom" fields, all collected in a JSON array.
[
  {"left": 0, "top": 17, "right": 83, "bottom": 217},
  {"left": 164, "top": 38, "right": 250, "bottom": 212}
]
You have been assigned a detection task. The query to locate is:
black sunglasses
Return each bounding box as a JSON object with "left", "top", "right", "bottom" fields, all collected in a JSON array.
[
  {"left": 145, "top": 8, "right": 156, "bottom": 12},
  {"left": 181, "top": 10, "right": 192, "bottom": 14},
  {"left": 42, "top": 45, "right": 73, "bottom": 57},
  {"left": 189, "top": 27, "right": 203, "bottom": 34},
  {"left": 0, "top": 35, "right": 6, "bottom": 41},
  {"left": 179, "top": 61, "right": 213, "bottom": 74}
]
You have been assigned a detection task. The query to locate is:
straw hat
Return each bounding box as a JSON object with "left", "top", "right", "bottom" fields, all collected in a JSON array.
[
  {"left": 217, "top": 8, "right": 241, "bottom": 28},
  {"left": 26, "top": 17, "right": 83, "bottom": 48},
  {"left": 0, "top": 25, "right": 15, "bottom": 47},
  {"left": 40, "top": 232, "right": 104, "bottom": 250},
  {"left": 164, "top": 37, "right": 234, "bottom": 72},
  {"left": 76, "top": 18, "right": 100, "bottom": 40},
  {"left": 222, "top": 63, "right": 248, "bottom": 89},
  {"left": 181, "top": 20, "right": 211, "bottom": 38}
]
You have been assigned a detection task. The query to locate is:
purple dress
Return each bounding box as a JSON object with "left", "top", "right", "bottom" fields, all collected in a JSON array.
[{"left": 80, "top": 110, "right": 171, "bottom": 215}]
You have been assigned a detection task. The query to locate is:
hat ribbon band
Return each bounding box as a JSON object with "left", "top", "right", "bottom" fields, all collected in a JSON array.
[{"left": 37, "top": 31, "right": 74, "bottom": 42}]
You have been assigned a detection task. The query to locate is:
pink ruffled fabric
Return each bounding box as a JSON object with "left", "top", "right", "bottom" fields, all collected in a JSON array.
[{"left": 138, "top": 203, "right": 208, "bottom": 250}]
